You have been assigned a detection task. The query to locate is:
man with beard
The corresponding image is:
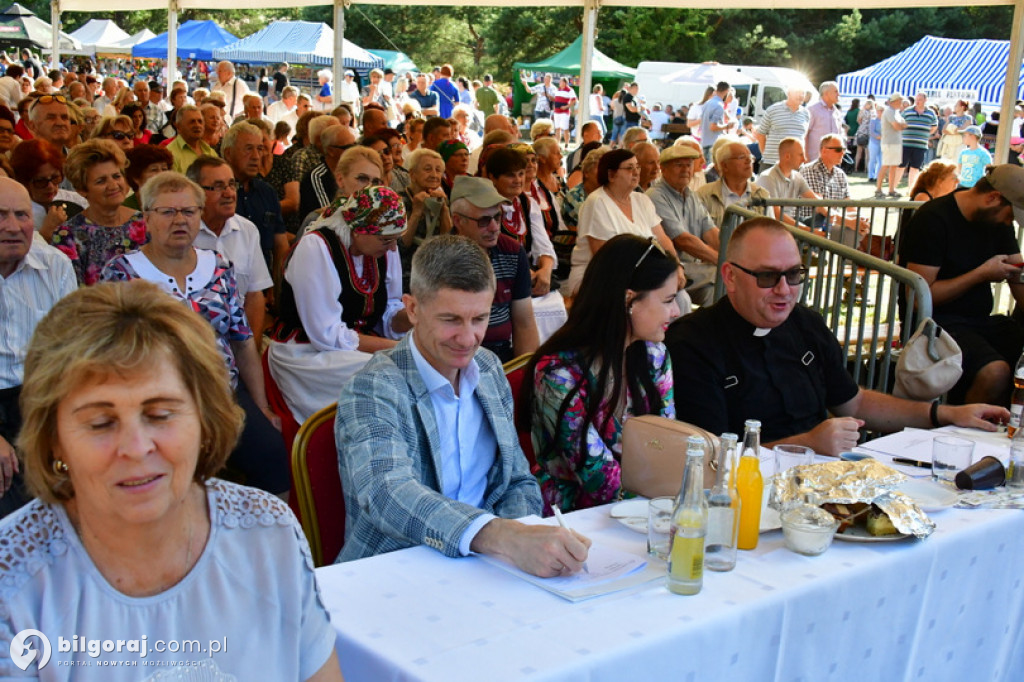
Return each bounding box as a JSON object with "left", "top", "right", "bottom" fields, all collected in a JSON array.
[
  {"left": 901, "top": 164, "right": 1024, "bottom": 405},
  {"left": 665, "top": 218, "right": 1007, "bottom": 454}
]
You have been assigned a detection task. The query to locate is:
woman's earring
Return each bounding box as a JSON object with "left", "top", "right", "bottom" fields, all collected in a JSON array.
[{"left": 52, "top": 459, "right": 69, "bottom": 476}]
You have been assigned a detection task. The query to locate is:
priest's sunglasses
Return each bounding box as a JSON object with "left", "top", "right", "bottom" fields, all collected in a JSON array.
[{"left": 729, "top": 262, "right": 808, "bottom": 288}]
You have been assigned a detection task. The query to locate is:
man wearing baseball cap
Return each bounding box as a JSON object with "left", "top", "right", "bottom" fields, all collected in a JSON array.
[
  {"left": 647, "top": 143, "right": 720, "bottom": 305},
  {"left": 900, "top": 164, "right": 1024, "bottom": 406},
  {"left": 450, "top": 175, "right": 539, "bottom": 361},
  {"left": 875, "top": 92, "right": 909, "bottom": 198}
]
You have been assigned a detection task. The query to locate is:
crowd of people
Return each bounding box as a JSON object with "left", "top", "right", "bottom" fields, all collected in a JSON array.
[{"left": 0, "top": 54, "right": 1022, "bottom": 676}]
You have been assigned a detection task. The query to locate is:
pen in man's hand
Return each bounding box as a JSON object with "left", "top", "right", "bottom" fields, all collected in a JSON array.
[{"left": 551, "top": 506, "right": 589, "bottom": 574}]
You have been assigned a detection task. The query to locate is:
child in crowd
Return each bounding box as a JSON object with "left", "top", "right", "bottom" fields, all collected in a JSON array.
[{"left": 957, "top": 126, "right": 992, "bottom": 188}]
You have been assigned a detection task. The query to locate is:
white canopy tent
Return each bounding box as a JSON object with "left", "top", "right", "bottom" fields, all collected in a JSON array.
[
  {"left": 66, "top": 18, "right": 130, "bottom": 56},
  {"left": 48, "top": 0, "right": 1024, "bottom": 159}
]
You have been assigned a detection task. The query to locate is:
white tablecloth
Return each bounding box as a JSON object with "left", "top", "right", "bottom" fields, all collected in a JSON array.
[{"left": 315, "top": 503, "right": 1024, "bottom": 682}]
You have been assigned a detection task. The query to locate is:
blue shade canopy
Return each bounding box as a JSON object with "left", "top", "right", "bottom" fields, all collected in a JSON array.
[
  {"left": 212, "top": 21, "right": 383, "bottom": 70},
  {"left": 837, "top": 35, "right": 1024, "bottom": 107},
  {"left": 131, "top": 19, "right": 238, "bottom": 61},
  {"left": 368, "top": 49, "right": 418, "bottom": 75}
]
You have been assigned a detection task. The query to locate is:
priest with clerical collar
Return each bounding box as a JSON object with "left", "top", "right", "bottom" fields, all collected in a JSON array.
[{"left": 664, "top": 217, "right": 1008, "bottom": 454}]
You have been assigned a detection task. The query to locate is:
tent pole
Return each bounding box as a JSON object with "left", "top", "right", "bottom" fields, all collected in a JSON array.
[
  {"left": 50, "top": 0, "right": 59, "bottom": 69},
  {"left": 577, "top": 0, "right": 599, "bottom": 143},
  {"left": 168, "top": 1, "right": 178, "bottom": 85},
  {"left": 333, "top": 0, "right": 346, "bottom": 108},
  {"left": 996, "top": 0, "right": 1024, "bottom": 164}
]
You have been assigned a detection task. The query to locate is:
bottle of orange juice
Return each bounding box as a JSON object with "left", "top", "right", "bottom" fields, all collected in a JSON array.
[{"left": 736, "top": 419, "right": 763, "bottom": 550}]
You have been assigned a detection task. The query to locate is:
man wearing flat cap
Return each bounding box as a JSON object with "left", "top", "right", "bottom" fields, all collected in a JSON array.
[
  {"left": 901, "top": 164, "right": 1024, "bottom": 407},
  {"left": 646, "top": 143, "right": 721, "bottom": 305},
  {"left": 451, "top": 175, "right": 539, "bottom": 362}
]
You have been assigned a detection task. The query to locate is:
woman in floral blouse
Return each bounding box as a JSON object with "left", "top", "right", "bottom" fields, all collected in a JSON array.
[
  {"left": 100, "top": 171, "right": 289, "bottom": 498},
  {"left": 51, "top": 139, "right": 146, "bottom": 285},
  {"left": 525, "top": 234, "right": 681, "bottom": 513}
]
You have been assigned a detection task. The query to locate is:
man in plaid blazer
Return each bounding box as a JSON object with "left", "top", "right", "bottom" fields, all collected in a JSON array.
[{"left": 335, "top": 234, "right": 590, "bottom": 577}]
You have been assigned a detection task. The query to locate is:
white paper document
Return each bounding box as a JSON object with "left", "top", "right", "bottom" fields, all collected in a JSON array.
[
  {"left": 478, "top": 543, "right": 659, "bottom": 602},
  {"left": 858, "top": 426, "right": 1012, "bottom": 474}
]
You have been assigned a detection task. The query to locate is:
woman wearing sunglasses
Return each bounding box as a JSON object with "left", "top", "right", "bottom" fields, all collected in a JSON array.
[
  {"left": 91, "top": 114, "right": 135, "bottom": 152},
  {"left": 524, "top": 234, "right": 681, "bottom": 513},
  {"left": 10, "top": 138, "right": 87, "bottom": 243}
]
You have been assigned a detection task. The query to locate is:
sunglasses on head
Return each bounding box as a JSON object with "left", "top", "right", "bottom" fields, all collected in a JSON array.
[
  {"left": 105, "top": 131, "right": 131, "bottom": 141},
  {"left": 29, "top": 93, "right": 67, "bottom": 112},
  {"left": 632, "top": 236, "right": 668, "bottom": 273}
]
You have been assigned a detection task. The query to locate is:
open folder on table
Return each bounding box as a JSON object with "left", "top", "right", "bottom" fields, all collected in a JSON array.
[{"left": 476, "top": 517, "right": 662, "bottom": 602}]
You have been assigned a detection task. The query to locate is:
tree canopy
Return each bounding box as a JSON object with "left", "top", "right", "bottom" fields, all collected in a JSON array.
[{"left": 17, "top": 3, "right": 1016, "bottom": 86}]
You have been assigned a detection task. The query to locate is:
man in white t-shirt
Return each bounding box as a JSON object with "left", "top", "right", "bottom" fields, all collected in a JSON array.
[{"left": 211, "top": 61, "right": 249, "bottom": 120}]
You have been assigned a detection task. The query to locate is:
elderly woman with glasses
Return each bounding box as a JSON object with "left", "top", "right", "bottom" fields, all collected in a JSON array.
[
  {"left": 524, "top": 234, "right": 680, "bottom": 513},
  {"left": 51, "top": 139, "right": 145, "bottom": 285},
  {"left": 11, "top": 138, "right": 88, "bottom": 243},
  {"left": 566, "top": 148, "right": 679, "bottom": 298},
  {"left": 0, "top": 280, "right": 342, "bottom": 679},
  {"left": 99, "top": 171, "right": 289, "bottom": 498},
  {"left": 268, "top": 186, "right": 411, "bottom": 424}
]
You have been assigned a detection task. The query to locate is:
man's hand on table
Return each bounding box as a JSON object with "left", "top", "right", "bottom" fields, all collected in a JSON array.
[
  {"left": 938, "top": 404, "right": 1011, "bottom": 431},
  {"left": 471, "top": 517, "right": 592, "bottom": 578},
  {"left": 804, "top": 417, "right": 865, "bottom": 456}
]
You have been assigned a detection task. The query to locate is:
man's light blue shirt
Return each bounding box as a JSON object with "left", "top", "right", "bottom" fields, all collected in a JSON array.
[{"left": 409, "top": 332, "right": 497, "bottom": 554}]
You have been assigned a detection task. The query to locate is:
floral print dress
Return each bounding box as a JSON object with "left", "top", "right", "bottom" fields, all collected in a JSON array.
[
  {"left": 100, "top": 249, "right": 252, "bottom": 387},
  {"left": 51, "top": 211, "right": 147, "bottom": 286},
  {"left": 530, "top": 341, "right": 675, "bottom": 513}
]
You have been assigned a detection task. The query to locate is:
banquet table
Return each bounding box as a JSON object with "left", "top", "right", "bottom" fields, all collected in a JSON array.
[{"left": 315, "top": 475, "right": 1024, "bottom": 681}]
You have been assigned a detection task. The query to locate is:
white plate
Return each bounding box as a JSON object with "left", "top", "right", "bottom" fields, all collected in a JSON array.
[
  {"left": 760, "top": 507, "right": 781, "bottom": 532},
  {"left": 609, "top": 499, "right": 649, "bottom": 534},
  {"left": 897, "top": 478, "right": 959, "bottom": 512},
  {"left": 834, "top": 525, "right": 911, "bottom": 542}
]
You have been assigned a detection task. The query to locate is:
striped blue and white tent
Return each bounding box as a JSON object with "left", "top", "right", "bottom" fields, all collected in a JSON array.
[
  {"left": 837, "top": 35, "right": 1024, "bottom": 107},
  {"left": 212, "top": 21, "right": 382, "bottom": 71}
]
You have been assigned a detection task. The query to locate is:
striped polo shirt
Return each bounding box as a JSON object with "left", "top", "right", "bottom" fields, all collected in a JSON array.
[
  {"left": 902, "top": 107, "right": 938, "bottom": 150},
  {"left": 757, "top": 101, "right": 811, "bottom": 165}
]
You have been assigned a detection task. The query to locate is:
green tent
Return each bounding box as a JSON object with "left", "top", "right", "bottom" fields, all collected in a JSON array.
[{"left": 512, "top": 35, "right": 635, "bottom": 118}]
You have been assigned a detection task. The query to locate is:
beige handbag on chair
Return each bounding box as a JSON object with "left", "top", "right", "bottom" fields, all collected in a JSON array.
[
  {"left": 894, "top": 318, "right": 963, "bottom": 401},
  {"left": 620, "top": 415, "right": 719, "bottom": 498}
]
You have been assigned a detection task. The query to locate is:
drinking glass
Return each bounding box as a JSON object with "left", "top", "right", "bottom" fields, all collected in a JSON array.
[
  {"left": 647, "top": 497, "right": 674, "bottom": 560},
  {"left": 931, "top": 435, "right": 974, "bottom": 483},
  {"left": 773, "top": 444, "right": 815, "bottom": 478}
]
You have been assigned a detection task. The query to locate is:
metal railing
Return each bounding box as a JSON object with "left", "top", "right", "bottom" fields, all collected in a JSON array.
[
  {"left": 716, "top": 204, "right": 934, "bottom": 394},
  {"left": 752, "top": 195, "right": 921, "bottom": 254},
  {"left": 754, "top": 196, "right": 1024, "bottom": 317}
]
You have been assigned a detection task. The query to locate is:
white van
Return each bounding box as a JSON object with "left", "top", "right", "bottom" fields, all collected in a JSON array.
[{"left": 634, "top": 61, "right": 818, "bottom": 121}]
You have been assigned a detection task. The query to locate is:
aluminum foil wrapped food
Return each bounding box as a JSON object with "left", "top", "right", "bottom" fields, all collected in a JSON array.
[{"left": 771, "top": 459, "right": 935, "bottom": 538}]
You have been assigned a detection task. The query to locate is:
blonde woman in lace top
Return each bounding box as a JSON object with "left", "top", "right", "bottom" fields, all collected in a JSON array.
[{"left": 0, "top": 281, "right": 342, "bottom": 680}]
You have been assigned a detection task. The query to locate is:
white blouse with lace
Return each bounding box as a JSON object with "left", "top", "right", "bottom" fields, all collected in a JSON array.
[{"left": 0, "top": 479, "right": 335, "bottom": 681}]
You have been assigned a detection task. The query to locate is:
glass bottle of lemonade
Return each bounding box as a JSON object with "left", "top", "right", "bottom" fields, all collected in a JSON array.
[
  {"left": 667, "top": 436, "right": 707, "bottom": 595},
  {"left": 736, "top": 419, "right": 764, "bottom": 550}
]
